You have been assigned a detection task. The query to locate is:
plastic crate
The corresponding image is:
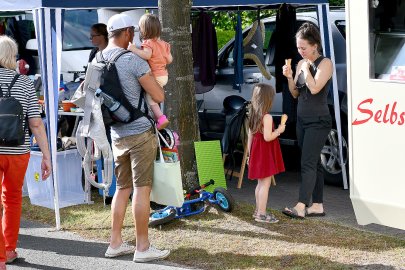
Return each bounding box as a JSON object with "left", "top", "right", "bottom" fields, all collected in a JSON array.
[{"left": 25, "top": 149, "right": 86, "bottom": 209}]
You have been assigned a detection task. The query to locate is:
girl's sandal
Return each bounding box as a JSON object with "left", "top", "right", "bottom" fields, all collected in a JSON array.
[
  {"left": 255, "top": 213, "right": 279, "bottom": 224},
  {"left": 252, "top": 210, "right": 258, "bottom": 218}
]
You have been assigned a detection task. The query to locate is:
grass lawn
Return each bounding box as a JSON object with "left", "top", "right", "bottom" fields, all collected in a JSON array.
[{"left": 22, "top": 195, "right": 405, "bottom": 270}]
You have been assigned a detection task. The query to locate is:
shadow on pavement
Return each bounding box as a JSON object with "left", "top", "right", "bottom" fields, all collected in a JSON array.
[
  {"left": 9, "top": 258, "right": 72, "bottom": 270},
  {"left": 17, "top": 233, "right": 111, "bottom": 259}
]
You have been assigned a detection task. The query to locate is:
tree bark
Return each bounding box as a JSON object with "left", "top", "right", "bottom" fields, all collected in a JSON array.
[{"left": 158, "top": 0, "right": 200, "bottom": 190}]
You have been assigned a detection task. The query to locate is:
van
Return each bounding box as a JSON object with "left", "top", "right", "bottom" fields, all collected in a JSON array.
[
  {"left": 2, "top": 9, "right": 146, "bottom": 92},
  {"left": 0, "top": 10, "right": 99, "bottom": 81},
  {"left": 197, "top": 8, "right": 347, "bottom": 186}
]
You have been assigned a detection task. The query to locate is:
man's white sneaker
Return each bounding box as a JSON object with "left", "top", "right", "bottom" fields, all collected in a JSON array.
[
  {"left": 105, "top": 242, "right": 135, "bottom": 258},
  {"left": 133, "top": 245, "right": 170, "bottom": 263}
]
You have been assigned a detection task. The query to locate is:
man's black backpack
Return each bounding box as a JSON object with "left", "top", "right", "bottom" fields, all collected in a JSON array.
[
  {"left": 94, "top": 50, "right": 153, "bottom": 126},
  {"left": 0, "top": 74, "right": 26, "bottom": 146}
]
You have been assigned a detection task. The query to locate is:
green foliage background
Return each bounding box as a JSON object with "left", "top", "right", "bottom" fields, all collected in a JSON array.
[{"left": 205, "top": 0, "right": 344, "bottom": 49}]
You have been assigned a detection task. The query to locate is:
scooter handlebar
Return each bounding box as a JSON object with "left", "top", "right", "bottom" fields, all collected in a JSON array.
[{"left": 185, "top": 179, "right": 215, "bottom": 197}]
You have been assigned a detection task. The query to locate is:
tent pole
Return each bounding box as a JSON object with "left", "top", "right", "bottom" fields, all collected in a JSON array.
[
  {"left": 317, "top": 4, "right": 348, "bottom": 189},
  {"left": 33, "top": 8, "right": 62, "bottom": 229}
]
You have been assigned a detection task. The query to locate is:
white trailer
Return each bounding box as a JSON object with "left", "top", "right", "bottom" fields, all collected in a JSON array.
[{"left": 347, "top": 0, "right": 405, "bottom": 230}]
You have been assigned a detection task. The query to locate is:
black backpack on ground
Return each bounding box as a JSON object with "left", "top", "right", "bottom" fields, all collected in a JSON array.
[
  {"left": 0, "top": 74, "right": 26, "bottom": 146},
  {"left": 221, "top": 101, "right": 249, "bottom": 180},
  {"left": 95, "top": 50, "right": 154, "bottom": 127}
]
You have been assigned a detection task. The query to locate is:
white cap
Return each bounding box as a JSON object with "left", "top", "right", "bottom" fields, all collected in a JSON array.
[{"left": 107, "top": 14, "right": 135, "bottom": 33}]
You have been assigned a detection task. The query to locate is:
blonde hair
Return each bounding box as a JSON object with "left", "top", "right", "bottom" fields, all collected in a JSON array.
[
  {"left": 248, "top": 83, "right": 275, "bottom": 134},
  {"left": 0, "top": 35, "right": 18, "bottom": 70},
  {"left": 138, "top": 13, "right": 161, "bottom": 41}
]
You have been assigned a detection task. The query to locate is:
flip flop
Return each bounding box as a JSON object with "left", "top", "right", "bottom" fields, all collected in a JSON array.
[
  {"left": 282, "top": 207, "right": 305, "bottom": 219},
  {"left": 306, "top": 211, "right": 326, "bottom": 217}
]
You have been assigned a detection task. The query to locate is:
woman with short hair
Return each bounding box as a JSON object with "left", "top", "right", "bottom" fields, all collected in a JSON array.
[{"left": 0, "top": 35, "right": 51, "bottom": 269}]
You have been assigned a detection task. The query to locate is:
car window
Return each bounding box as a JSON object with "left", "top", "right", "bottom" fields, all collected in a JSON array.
[
  {"left": 63, "top": 9, "right": 98, "bottom": 51},
  {"left": 263, "top": 22, "right": 275, "bottom": 51},
  {"left": 220, "top": 21, "right": 275, "bottom": 67},
  {"left": 243, "top": 21, "right": 275, "bottom": 66},
  {"left": 335, "top": 20, "right": 346, "bottom": 39},
  {"left": 220, "top": 14, "right": 343, "bottom": 68},
  {"left": 266, "top": 19, "right": 308, "bottom": 66}
]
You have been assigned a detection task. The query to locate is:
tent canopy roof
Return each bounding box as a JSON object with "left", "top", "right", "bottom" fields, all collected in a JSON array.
[{"left": 2, "top": 0, "right": 328, "bottom": 11}]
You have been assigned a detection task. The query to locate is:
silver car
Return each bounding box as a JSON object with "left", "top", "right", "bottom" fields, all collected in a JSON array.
[{"left": 197, "top": 8, "right": 347, "bottom": 186}]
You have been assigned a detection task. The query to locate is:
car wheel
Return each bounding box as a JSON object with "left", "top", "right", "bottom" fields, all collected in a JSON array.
[{"left": 321, "top": 128, "right": 348, "bottom": 186}]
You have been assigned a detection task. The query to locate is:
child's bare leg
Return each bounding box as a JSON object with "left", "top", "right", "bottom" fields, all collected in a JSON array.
[
  {"left": 150, "top": 103, "right": 163, "bottom": 119},
  {"left": 255, "top": 183, "right": 260, "bottom": 213},
  {"left": 146, "top": 93, "right": 169, "bottom": 130},
  {"left": 256, "top": 177, "right": 272, "bottom": 215}
]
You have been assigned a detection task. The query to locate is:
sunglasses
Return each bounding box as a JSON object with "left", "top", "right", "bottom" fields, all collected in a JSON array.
[{"left": 89, "top": 34, "right": 101, "bottom": 40}]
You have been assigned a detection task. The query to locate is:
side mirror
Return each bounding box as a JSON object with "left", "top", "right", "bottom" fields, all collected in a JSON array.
[{"left": 26, "top": 39, "right": 38, "bottom": 50}]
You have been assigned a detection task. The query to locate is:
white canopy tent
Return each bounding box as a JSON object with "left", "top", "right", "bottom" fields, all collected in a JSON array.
[{"left": 0, "top": 0, "right": 343, "bottom": 229}]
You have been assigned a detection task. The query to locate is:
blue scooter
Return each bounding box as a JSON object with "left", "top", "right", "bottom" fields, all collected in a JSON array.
[{"left": 149, "top": 180, "right": 234, "bottom": 227}]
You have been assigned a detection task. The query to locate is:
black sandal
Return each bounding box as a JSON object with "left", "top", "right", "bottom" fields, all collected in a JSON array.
[
  {"left": 306, "top": 211, "right": 326, "bottom": 217},
  {"left": 282, "top": 207, "right": 305, "bottom": 219}
]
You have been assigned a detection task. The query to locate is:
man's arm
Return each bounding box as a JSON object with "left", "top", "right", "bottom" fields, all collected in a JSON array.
[{"left": 138, "top": 72, "right": 164, "bottom": 103}]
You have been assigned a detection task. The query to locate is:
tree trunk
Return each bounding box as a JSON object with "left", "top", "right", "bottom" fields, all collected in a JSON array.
[{"left": 158, "top": 0, "right": 200, "bottom": 190}]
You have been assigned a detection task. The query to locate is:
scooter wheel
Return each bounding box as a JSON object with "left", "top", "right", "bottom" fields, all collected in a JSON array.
[
  {"left": 149, "top": 207, "right": 176, "bottom": 227},
  {"left": 213, "top": 187, "right": 235, "bottom": 212}
]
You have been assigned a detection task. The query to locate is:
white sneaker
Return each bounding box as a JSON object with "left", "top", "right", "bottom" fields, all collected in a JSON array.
[
  {"left": 105, "top": 242, "right": 135, "bottom": 258},
  {"left": 133, "top": 245, "right": 170, "bottom": 263}
]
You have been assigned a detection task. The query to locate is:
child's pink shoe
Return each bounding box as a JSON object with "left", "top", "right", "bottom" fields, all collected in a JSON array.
[{"left": 157, "top": 115, "right": 169, "bottom": 130}]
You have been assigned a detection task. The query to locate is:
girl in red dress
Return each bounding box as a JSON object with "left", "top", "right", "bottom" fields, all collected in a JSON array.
[{"left": 248, "top": 83, "right": 286, "bottom": 223}]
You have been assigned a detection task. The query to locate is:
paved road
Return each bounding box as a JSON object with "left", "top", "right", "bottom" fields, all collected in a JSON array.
[
  {"left": 9, "top": 220, "right": 192, "bottom": 270},
  {"left": 227, "top": 170, "right": 405, "bottom": 240}
]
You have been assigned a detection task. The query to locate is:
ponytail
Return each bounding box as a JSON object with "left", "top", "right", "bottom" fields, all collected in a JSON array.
[{"left": 296, "top": 22, "right": 322, "bottom": 54}]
